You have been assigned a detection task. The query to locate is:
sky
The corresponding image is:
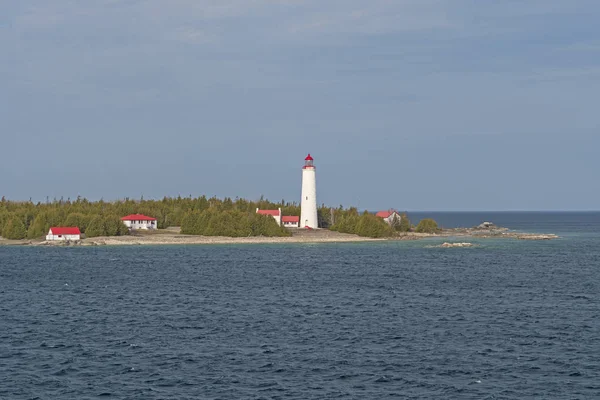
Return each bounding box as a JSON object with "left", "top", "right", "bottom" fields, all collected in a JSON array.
[{"left": 1, "top": 0, "right": 599, "bottom": 211}]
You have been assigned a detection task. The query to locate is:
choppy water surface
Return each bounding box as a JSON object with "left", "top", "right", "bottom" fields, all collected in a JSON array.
[{"left": 1, "top": 213, "right": 599, "bottom": 399}]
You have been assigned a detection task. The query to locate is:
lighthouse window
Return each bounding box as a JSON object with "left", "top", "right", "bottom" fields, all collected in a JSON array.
[{"left": 306, "top": 196, "right": 308, "bottom": 200}]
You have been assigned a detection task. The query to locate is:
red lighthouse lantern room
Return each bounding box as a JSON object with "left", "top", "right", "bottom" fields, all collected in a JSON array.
[{"left": 304, "top": 153, "right": 314, "bottom": 169}]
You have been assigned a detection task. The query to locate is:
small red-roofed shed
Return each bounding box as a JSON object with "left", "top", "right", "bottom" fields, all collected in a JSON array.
[
  {"left": 282, "top": 215, "right": 300, "bottom": 228},
  {"left": 46, "top": 227, "right": 81, "bottom": 241}
]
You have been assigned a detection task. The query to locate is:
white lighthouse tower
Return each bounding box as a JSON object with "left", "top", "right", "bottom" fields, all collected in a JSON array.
[{"left": 300, "top": 153, "right": 318, "bottom": 228}]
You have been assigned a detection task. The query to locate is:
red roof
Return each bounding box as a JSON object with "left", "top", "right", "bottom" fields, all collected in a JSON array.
[
  {"left": 49, "top": 227, "right": 81, "bottom": 235},
  {"left": 121, "top": 214, "right": 157, "bottom": 221},
  {"left": 282, "top": 216, "right": 300, "bottom": 223},
  {"left": 376, "top": 211, "right": 394, "bottom": 218},
  {"left": 257, "top": 209, "right": 280, "bottom": 217},
  {"left": 305, "top": 153, "right": 314, "bottom": 161}
]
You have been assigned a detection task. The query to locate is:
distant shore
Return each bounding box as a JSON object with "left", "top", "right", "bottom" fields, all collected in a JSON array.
[{"left": 0, "top": 226, "right": 559, "bottom": 247}]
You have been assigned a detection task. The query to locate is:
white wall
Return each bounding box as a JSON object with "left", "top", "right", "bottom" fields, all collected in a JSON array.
[
  {"left": 46, "top": 234, "right": 81, "bottom": 241},
  {"left": 123, "top": 220, "right": 157, "bottom": 230},
  {"left": 384, "top": 213, "right": 401, "bottom": 225},
  {"left": 300, "top": 167, "right": 318, "bottom": 228}
]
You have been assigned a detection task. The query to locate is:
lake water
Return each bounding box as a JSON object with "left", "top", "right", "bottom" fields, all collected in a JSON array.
[{"left": 1, "top": 212, "right": 599, "bottom": 399}]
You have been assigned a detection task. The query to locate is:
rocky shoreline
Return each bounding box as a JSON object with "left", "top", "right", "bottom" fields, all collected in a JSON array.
[
  {"left": 0, "top": 223, "right": 559, "bottom": 247},
  {"left": 435, "top": 228, "right": 558, "bottom": 241}
]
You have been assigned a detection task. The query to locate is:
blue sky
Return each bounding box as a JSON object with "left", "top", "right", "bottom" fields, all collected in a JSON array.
[{"left": 1, "top": 0, "right": 599, "bottom": 210}]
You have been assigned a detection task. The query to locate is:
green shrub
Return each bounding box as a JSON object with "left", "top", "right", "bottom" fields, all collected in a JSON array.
[
  {"left": 331, "top": 212, "right": 393, "bottom": 238},
  {"left": 415, "top": 218, "right": 439, "bottom": 233}
]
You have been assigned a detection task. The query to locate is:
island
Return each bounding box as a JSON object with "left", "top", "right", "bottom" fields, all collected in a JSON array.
[{"left": 0, "top": 196, "right": 558, "bottom": 246}]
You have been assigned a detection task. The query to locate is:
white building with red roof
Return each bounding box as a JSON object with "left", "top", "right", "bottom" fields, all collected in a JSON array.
[
  {"left": 376, "top": 210, "right": 402, "bottom": 225},
  {"left": 46, "top": 227, "right": 81, "bottom": 241},
  {"left": 282, "top": 216, "right": 300, "bottom": 228},
  {"left": 256, "top": 208, "right": 282, "bottom": 226},
  {"left": 121, "top": 214, "right": 157, "bottom": 230}
]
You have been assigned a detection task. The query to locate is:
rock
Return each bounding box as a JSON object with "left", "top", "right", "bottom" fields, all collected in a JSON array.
[
  {"left": 440, "top": 242, "right": 474, "bottom": 248},
  {"left": 517, "top": 234, "right": 558, "bottom": 240},
  {"left": 477, "top": 221, "right": 495, "bottom": 229}
]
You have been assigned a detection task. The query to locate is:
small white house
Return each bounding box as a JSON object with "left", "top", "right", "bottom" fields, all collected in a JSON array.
[
  {"left": 46, "top": 227, "right": 81, "bottom": 241},
  {"left": 256, "top": 208, "right": 282, "bottom": 226},
  {"left": 376, "top": 210, "right": 402, "bottom": 226},
  {"left": 282, "top": 216, "right": 300, "bottom": 228},
  {"left": 121, "top": 214, "right": 157, "bottom": 230}
]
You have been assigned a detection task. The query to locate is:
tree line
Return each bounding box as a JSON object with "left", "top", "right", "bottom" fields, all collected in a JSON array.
[
  {"left": 181, "top": 209, "right": 290, "bottom": 237},
  {"left": 330, "top": 210, "right": 439, "bottom": 237},
  {"left": 0, "top": 195, "right": 306, "bottom": 240},
  {"left": 0, "top": 196, "right": 439, "bottom": 240}
]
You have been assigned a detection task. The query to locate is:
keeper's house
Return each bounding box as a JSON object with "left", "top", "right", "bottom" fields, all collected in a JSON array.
[
  {"left": 46, "top": 227, "right": 81, "bottom": 241},
  {"left": 121, "top": 214, "right": 157, "bottom": 230},
  {"left": 376, "top": 210, "right": 402, "bottom": 225}
]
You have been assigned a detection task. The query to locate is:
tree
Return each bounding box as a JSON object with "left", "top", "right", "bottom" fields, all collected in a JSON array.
[
  {"left": 317, "top": 205, "right": 332, "bottom": 228},
  {"left": 2, "top": 217, "right": 27, "bottom": 240},
  {"left": 415, "top": 218, "right": 439, "bottom": 233},
  {"left": 0, "top": 212, "right": 9, "bottom": 233},
  {"left": 397, "top": 212, "right": 412, "bottom": 232},
  {"left": 85, "top": 216, "right": 107, "bottom": 238},
  {"left": 355, "top": 213, "right": 394, "bottom": 238},
  {"left": 27, "top": 214, "right": 49, "bottom": 239},
  {"left": 65, "top": 213, "right": 90, "bottom": 233},
  {"left": 103, "top": 215, "right": 129, "bottom": 236},
  {"left": 249, "top": 213, "right": 289, "bottom": 237},
  {"left": 181, "top": 210, "right": 289, "bottom": 237},
  {"left": 330, "top": 213, "right": 359, "bottom": 234}
]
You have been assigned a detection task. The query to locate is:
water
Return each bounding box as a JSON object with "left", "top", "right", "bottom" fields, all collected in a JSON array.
[{"left": 1, "top": 212, "right": 599, "bottom": 399}]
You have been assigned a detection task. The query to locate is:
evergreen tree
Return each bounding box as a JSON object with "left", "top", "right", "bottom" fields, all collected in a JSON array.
[
  {"left": 103, "top": 215, "right": 129, "bottom": 236},
  {"left": 27, "top": 213, "right": 49, "bottom": 239},
  {"left": 397, "top": 212, "right": 412, "bottom": 232},
  {"left": 86, "top": 216, "right": 107, "bottom": 237},
  {"left": 65, "top": 213, "right": 90, "bottom": 233},
  {"left": 2, "top": 217, "right": 27, "bottom": 240}
]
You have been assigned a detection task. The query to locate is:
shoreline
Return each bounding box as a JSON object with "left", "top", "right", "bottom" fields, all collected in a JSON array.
[{"left": 0, "top": 227, "right": 559, "bottom": 247}]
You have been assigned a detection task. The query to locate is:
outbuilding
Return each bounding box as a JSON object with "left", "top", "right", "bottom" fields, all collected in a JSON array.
[
  {"left": 121, "top": 214, "right": 157, "bottom": 230},
  {"left": 46, "top": 227, "right": 81, "bottom": 241},
  {"left": 282, "top": 216, "right": 300, "bottom": 228}
]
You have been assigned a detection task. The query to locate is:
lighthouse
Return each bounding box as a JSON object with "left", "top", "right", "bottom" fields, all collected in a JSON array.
[{"left": 300, "top": 153, "right": 318, "bottom": 228}]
